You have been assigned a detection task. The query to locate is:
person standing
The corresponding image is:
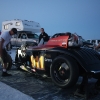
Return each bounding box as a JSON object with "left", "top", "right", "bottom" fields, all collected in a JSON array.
[
  {"left": 38, "top": 28, "right": 49, "bottom": 45},
  {"left": 0, "top": 28, "right": 17, "bottom": 76}
]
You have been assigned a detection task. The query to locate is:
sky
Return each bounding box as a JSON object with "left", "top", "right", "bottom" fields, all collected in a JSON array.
[{"left": 0, "top": 0, "right": 100, "bottom": 39}]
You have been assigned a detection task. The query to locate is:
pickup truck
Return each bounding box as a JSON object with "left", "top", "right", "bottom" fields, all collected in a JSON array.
[{"left": 8, "top": 32, "right": 39, "bottom": 50}]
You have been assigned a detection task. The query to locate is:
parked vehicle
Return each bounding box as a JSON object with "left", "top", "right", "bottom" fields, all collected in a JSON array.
[
  {"left": 2, "top": 19, "right": 41, "bottom": 50},
  {"left": 87, "top": 39, "right": 100, "bottom": 46},
  {"left": 14, "top": 32, "right": 100, "bottom": 88},
  {"left": 87, "top": 39, "right": 100, "bottom": 52},
  {"left": 10, "top": 31, "right": 39, "bottom": 47}
]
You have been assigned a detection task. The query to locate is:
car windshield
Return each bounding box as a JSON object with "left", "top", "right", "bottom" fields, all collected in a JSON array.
[{"left": 27, "top": 34, "right": 39, "bottom": 39}]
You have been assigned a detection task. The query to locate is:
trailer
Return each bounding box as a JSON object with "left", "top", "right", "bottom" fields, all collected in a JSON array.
[{"left": 2, "top": 19, "right": 41, "bottom": 33}]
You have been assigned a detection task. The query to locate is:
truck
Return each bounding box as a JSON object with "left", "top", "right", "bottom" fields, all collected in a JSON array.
[{"left": 2, "top": 19, "right": 41, "bottom": 50}]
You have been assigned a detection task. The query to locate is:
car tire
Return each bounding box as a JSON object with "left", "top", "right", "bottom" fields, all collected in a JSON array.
[
  {"left": 6, "top": 54, "right": 12, "bottom": 70},
  {"left": 50, "top": 55, "right": 79, "bottom": 88}
]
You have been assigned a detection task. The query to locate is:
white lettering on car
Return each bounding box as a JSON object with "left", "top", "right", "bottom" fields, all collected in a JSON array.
[{"left": 45, "top": 58, "right": 52, "bottom": 62}]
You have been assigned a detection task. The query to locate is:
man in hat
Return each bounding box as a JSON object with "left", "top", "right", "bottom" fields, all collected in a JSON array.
[{"left": 0, "top": 28, "right": 17, "bottom": 76}]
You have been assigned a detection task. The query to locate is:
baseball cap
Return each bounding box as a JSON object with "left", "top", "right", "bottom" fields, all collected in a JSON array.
[{"left": 11, "top": 28, "right": 17, "bottom": 34}]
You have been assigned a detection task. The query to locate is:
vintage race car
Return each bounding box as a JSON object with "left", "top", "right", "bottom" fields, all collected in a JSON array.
[{"left": 14, "top": 32, "right": 100, "bottom": 98}]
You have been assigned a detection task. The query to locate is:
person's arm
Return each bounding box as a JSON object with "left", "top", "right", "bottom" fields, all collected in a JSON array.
[{"left": 0, "top": 38, "right": 5, "bottom": 57}]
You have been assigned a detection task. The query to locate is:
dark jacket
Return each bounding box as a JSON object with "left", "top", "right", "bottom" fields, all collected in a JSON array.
[{"left": 39, "top": 32, "right": 49, "bottom": 43}]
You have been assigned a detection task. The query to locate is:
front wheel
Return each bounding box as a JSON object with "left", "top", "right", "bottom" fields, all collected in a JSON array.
[{"left": 50, "top": 55, "right": 79, "bottom": 88}]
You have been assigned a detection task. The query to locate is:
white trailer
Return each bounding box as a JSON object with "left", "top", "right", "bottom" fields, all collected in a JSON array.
[{"left": 2, "top": 19, "right": 41, "bottom": 33}]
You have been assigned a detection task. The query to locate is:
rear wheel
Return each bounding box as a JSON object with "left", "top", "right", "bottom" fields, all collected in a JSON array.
[{"left": 50, "top": 55, "right": 79, "bottom": 88}]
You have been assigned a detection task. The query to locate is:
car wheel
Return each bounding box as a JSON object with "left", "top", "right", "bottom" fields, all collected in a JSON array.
[
  {"left": 6, "top": 54, "right": 12, "bottom": 70},
  {"left": 50, "top": 55, "right": 79, "bottom": 88}
]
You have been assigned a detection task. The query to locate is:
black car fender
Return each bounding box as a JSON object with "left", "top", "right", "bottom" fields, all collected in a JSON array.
[{"left": 47, "top": 47, "right": 100, "bottom": 73}]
